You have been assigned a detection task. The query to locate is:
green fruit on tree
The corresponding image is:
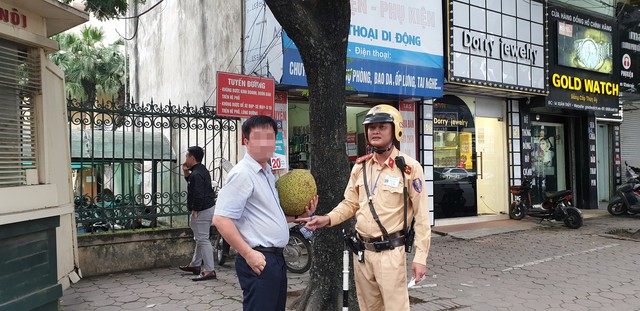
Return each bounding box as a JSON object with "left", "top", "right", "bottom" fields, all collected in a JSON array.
[{"left": 275, "top": 169, "right": 317, "bottom": 216}]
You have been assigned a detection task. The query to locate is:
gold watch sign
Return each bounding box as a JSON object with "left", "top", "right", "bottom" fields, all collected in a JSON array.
[
  {"left": 545, "top": 5, "right": 619, "bottom": 114},
  {"left": 551, "top": 74, "right": 619, "bottom": 97}
]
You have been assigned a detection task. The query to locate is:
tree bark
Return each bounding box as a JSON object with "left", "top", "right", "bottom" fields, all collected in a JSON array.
[{"left": 265, "top": 1, "right": 356, "bottom": 310}]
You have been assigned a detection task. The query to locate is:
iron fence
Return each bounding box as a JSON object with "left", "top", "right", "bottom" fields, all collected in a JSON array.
[{"left": 68, "top": 98, "right": 237, "bottom": 233}]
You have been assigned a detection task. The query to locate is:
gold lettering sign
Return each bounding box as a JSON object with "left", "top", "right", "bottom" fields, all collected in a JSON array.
[{"left": 551, "top": 73, "right": 619, "bottom": 96}]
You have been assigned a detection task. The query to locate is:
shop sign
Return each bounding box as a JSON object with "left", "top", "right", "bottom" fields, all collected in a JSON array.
[
  {"left": 346, "top": 133, "right": 357, "bottom": 161},
  {"left": 244, "top": 0, "right": 444, "bottom": 98},
  {"left": 551, "top": 74, "right": 619, "bottom": 96},
  {"left": 448, "top": 0, "right": 546, "bottom": 94},
  {"left": 0, "top": 6, "right": 27, "bottom": 29},
  {"left": 619, "top": 5, "right": 640, "bottom": 94},
  {"left": 216, "top": 71, "right": 275, "bottom": 118},
  {"left": 399, "top": 102, "right": 416, "bottom": 159},
  {"left": 272, "top": 91, "right": 288, "bottom": 170},
  {"left": 546, "top": 6, "right": 619, "bottom": 113}
]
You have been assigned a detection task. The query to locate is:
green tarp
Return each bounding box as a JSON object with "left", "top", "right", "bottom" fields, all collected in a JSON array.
[{"left": 70, "top": 130, "right": 176, "bottom": 161}]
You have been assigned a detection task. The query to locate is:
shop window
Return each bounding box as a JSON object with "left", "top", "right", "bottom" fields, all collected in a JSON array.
[
  {"left": 433, "top": 95, "right": 477, "bottom": 218},
  {"left": 0, "top": 40, "right": 40, "bottom": 187}
]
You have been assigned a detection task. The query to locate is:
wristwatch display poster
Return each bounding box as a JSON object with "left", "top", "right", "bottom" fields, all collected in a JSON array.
[{"left": 557, "top": 21, "right": 613, "bottom": 74}]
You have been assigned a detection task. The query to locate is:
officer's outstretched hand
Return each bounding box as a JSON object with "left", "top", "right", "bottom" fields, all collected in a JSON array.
[
  {"left": 412, "top": 262, "right": 427, "bottom": 283},
  {"left": 300, "top": 215, "right": 331, "bottom": 231}
]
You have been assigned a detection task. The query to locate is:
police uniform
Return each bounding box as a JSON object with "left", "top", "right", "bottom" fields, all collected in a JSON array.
[{"left": 327, "top": 147, "right": 431, "bottom": 311}]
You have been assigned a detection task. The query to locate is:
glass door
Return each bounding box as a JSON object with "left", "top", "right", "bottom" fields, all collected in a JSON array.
[
  {"left": 476, "top": 117, "right": 507, "bottom": 215},
  {"left": 530, "top": 122, "right": 566, "bottom": 203},
  {"left": 433, "top": 95, "right": 477, "bottom": 218}
]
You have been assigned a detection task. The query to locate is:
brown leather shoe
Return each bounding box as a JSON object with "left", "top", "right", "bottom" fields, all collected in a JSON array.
[
  {"left": 179, "top": 265, "right": 201, "bottom": 275},
  {"left": 192, "top": 271, "right": 217, "bottom": 281}
]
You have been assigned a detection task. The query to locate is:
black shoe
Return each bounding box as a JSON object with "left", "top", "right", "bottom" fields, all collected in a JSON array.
[
  {"left": 179, "top": 265, "right": 201, "bottom": 275},
  {"left": 192, "top": 271, "right": 217, "bottom": 281}
]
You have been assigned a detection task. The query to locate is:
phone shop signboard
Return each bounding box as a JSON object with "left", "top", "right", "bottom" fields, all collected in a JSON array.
[
  {"left": 216, "top": 72, "right": 275, "bottom": 118},
  {"left": 244, "top": 0, "right": 444, "bottom": 98}
]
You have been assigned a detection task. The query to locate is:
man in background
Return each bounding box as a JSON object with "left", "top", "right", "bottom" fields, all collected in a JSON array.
[{"left": 179, "top": 146, "right": 217, "bottom": 281}]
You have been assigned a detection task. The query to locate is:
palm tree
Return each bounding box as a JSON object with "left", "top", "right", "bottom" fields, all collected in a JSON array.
[{"left": 51, "top": 26, "right": 126, "bottom": 105}]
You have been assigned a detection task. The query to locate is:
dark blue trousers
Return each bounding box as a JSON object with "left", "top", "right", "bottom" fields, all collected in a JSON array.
[{"left": 236, "top": 251, "right": 287, "bottom": 311}]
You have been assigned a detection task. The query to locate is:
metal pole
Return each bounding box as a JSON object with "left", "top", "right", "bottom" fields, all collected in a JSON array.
[{"left": 342, "top": 249, "right": 349, "bottom": 311}]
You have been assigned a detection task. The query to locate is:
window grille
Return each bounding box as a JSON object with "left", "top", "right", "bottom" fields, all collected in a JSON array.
[{"left": 0, "top": 39, "right": 40, "bottom": 187}]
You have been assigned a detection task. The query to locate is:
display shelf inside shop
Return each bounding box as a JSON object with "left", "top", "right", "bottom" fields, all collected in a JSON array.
[
  {"left": 289, "top": 133, "right": 311, "bottom": 169},
  {"left": 434, "top": 146, "right": 459, "bottom": 168}
]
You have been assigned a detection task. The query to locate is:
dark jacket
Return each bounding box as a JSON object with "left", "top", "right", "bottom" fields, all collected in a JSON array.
[{"left": 185, "top": 163, "right": 215, "bottom": 212}]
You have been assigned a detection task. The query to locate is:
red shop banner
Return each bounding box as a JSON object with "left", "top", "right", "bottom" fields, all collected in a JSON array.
[{"left": 216, "top": 71, "right": 275, "bottom": 118}]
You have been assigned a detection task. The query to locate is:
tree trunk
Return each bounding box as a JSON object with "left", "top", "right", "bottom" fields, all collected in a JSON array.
[
  {"left": 82, "top": 79, "right": 97, "bottom": 107},
  {"left": 265, "top": 1, "right": 356, "bottom": 309}
]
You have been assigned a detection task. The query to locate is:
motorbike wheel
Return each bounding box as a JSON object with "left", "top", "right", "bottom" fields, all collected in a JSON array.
[
  {"left": 284, "top": 231, "right": 312, "bottom": 274},
  {"left": 563, "top": 208, "right": 583, "bottom": 229},
  {"left": 509, "top": 202, "right": 525, "bottom": 220},
  {"left": 213, "top": 234, "right": 230, "bottom": 266},
  {"left": 607, "top": 199, "right": 626, "bottom": 216}
]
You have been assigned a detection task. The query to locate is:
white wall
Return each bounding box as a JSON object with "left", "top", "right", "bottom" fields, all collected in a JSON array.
[
  {"left": 128, "top": 1, "right": 243, "bottom": 166},
  {"left": 128, "top": 1, "right": 242, "bottom": 105}
]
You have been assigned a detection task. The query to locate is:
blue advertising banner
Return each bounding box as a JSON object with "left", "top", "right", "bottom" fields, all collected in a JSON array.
[
  {"left": 283, "top": 34, "right": 443, "bottom": 97},
  {"left": 279, "top": 0, "right": 444, "bottom": 98},
  {"left": 243, "top": 0, "right": 444, "bottom": 97}
]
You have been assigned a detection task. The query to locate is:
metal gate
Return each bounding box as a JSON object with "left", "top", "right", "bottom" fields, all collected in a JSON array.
[{"left": 68, "top": 98, "right": 238, "bottom": 233}]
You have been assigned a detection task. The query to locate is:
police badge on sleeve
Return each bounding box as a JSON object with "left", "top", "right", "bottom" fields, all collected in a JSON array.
[{"left": 412, "top": 178, "right": 423, "bottom": 193}]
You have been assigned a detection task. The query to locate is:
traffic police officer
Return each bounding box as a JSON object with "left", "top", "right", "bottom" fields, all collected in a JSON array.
[{"left": 305, "top": 104, "right": 431, "bottom": 311}]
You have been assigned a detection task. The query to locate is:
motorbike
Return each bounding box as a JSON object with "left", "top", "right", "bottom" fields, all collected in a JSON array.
[
  {"left": 76, "top": 194, "right": 155, "bottom": 233},
  {"left": 608, "top": 162, "right": 640, "bottom": 216},
  {"left": 210, "top": 223, "right": 313, "bottom": 274},
  {"left": 509, "top": 176, "right": 583, "bottom": 229}
]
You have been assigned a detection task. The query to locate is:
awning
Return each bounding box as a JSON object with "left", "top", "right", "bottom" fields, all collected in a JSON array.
[{"left": 70, "top": 129, "right": 177, "bottom": 161}]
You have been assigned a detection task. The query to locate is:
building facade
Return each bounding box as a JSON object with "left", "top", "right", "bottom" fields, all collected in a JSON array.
[
  {"left": 0, "top": 1, "right": 88, "bottom": 310},
  {"left": 618, "top": 3, "right": 640, "bottom": 188},
  {"left": 128, "top": 0, "right": 625, "bottom": 225},
  {"left": 527, "top": 2, "right": 620, "bottom": 209}
]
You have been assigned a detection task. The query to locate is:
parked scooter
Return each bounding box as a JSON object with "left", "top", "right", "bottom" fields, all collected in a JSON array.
[
  {"left": 509, "top": 176, "right": 583, "bottom": 229},
  {"left": 608, "top": 162, "right": 640, "bottom": 215}
]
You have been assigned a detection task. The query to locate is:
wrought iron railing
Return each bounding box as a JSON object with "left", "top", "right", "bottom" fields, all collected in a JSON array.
[{"left": 68, "top": 98, "right": 238, "bottom": 233}]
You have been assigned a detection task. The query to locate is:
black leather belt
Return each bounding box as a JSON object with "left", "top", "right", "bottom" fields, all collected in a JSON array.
[
  {"left": 357, "top": 231, "right": 405, "bottom": 252},
  {"left": 253, "top": 246, "right": 284, "bottom": 255},
  {"left": 358, "top": 230, "right": 404, "bottom": 243}
]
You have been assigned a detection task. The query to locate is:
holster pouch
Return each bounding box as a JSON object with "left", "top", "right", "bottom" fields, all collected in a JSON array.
[
  {"left": 344, "top": 231, "right": 363, "bottom": 255},
  {"left": 404, "top": 229, "right": 415, "bottom": 253},
  {"left": 373, "top": 240, "right": 393, "bottom": 251}
]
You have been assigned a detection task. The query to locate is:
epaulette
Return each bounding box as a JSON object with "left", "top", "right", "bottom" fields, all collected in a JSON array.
[{"left": 355, "top": 153, "right": 373, "bottom": 164}]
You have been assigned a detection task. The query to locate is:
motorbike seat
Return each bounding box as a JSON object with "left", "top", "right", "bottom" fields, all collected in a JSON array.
[{"left": 544, "top": 190, "right": 572, "bottom": 199}]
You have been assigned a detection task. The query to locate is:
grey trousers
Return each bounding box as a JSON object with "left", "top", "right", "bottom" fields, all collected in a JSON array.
[{"left": 189, "top": 207, "right": 215, "bottom": 272}]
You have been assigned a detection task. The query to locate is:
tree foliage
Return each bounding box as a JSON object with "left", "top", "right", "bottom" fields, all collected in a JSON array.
[
  {"left": 50, "top": 26, "right": 126, "bottom": 103},
  {"left": 59, "top": 0, "right": 142, "bottom": 20}
]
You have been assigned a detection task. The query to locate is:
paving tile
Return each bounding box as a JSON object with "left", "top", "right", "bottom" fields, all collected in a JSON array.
[{"left": 62, "top": 214, "right": 640, "bottom": 311}]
